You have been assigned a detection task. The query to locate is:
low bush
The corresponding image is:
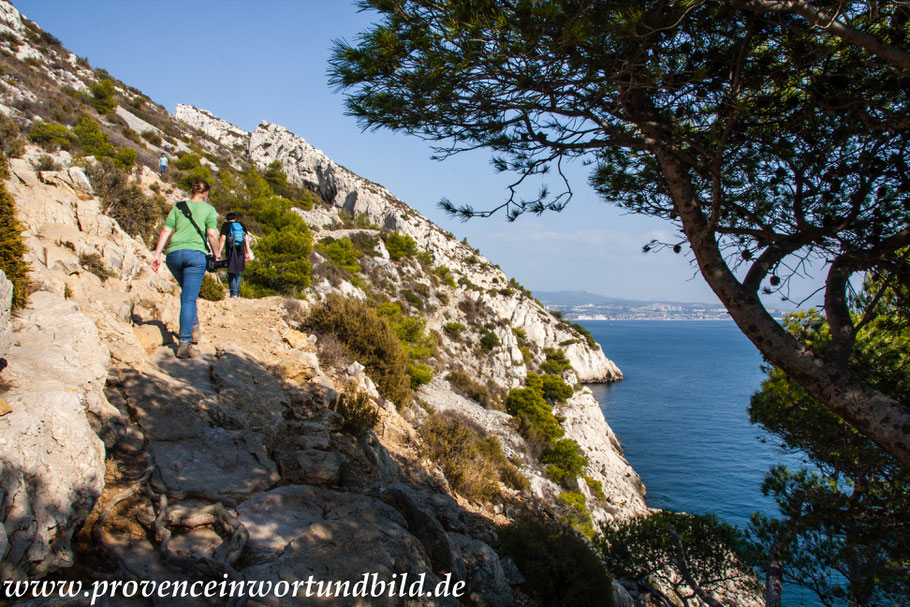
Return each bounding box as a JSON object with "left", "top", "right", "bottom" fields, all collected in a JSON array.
[
  {"left": 542, "top": 438, "right": 589, "bottom": 488},
  {"left": 140, "top": 129, "right": 162, "bottom": 146},
  {"left": 433, "top": 265, "right": 456, "bottom": 287},
  {"left": 0, "top": 114, "right": 25, "bottom": 158},
  {"left": 570, "top": 322, "right": 597, "bottom": 349},
  {"left": 422, "top": 411, "right": 525, "bottom": 502},
  {"left": 385, "top": 231, "right": 418, "bottom": 261},
  {"left": 408, "top": 362, "right": 434, "bottom": 389},
  {"left": 499, "top": 517, "right": 615, "bottom": 607},
  {"left": 479, "top": 330, "right": 500, "bottom": 351},
  {"left": 317, "top": 236, "right": 362, "bottom": 274},
  {"left": 400, "top": 288, "right": 423, "bottom": 310},
  {"left": 541, "top": 347, "right": 572, "bottom": 375},
  {"left": 526, "top": 373, "right": 573, "bottom": 404},
  {"left": 447, "top": 369, "right": 499, "bottom": 409},
  {"left": 349, "top": 232, "right": 379, "bottom": 256},
  {"left": 558, "top": 491, "right": 595, "bottom": 539},
  {"left": 79, "top": 252, "right": 116, "bottom": 282},
  {"left": 198, "top": 274, "right": 225, "bottom": 301},
  {"left": 443, "top": 321, "right": 465, "bottom": 339},
  {"left": 0, "top": 176, "right": 30, "bottom": 308},
  {"left": 244, "top": 229, "right": 312, "bottom": 297},
  {"left": 89, "top": 78, "right": 117, "bottom": 115},
  {"left": 584, "top": 476, "right": 608, "bottom": 501},
  {"left": 334, "top": 385, "right": 380, "bottom": 437},
  {"left": 86, "top": 158, "right": 168, "bottom": 244},
  {"left": 28, "top": 121, "right": 74, "bottom": 151},
  {"left": 306, "top": 294, "right": 411, "bottom": 407},
  {"left": 505, "top": 387, "right": 564, "bottom": 454}
]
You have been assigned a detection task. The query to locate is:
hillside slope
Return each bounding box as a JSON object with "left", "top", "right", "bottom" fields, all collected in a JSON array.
[{"left": 0, "top": 2, "right": 648, "bottom": 604}]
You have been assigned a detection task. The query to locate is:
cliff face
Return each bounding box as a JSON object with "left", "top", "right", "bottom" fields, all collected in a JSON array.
[{"left": 0, "top": 2, "right": 646, "bottom": 602}]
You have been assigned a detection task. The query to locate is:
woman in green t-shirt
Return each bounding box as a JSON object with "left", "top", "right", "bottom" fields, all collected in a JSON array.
[{"left": 150, "top": 180, "right": 220, "bottom": 358}]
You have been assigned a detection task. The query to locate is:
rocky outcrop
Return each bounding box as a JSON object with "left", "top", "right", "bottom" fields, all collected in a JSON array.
[
  {"left": 0, "top": 291, "right": 115, "bottom": 580},
  {"left": 176, "top": 108, "right": 623, "bottom": 383},
  {"left": 176, "top": 104, "right": 250, "bottom": 152}
]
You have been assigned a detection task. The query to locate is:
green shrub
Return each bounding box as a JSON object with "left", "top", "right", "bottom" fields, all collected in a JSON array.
[
  {"left": 416, "top": 250, "right": 433, "bottom": 266},
  {"left": 140, "top": 129, "right": 162, "bottom": 146},
  {"left": 198, "top": 274, "right": 225, "bottom": 301},
  {"left": 334, "top": 385, "right": 380, "bottom": 437},
  {"left": 446, "top": 369, "right": 499, "bottom": 409},
  {"left": 385, "top": 231, "right": 418, "bottom": 260},
  {"left": 72, "top": 116, "right": 114, "bottom": 158},
  {"left": 443, "top": 321, "right": 465, "bottom": 339},
  {"left": 173, "top": 152, "right": 202, "bottom": 170},
  {"left": 349, "top": 232, "right": 379, "bottom": 256},
  {"left": 244, "top": 228, "right": 312, "bottom": 296},
  {"left": 0, "top": 114, "right": 24, "bottom": 158},
  {"left": 113, "top": 146, "right": 137, "bottom": 170},
  {"left": 422, "top": 411, "right": 525, "bottom": 502},
  {"left": 526, "top": 373, "right": 573, "bottom": 404},
  {"left": 86, "top": 158, "right": 168, "bottom": 244},
  {"left": 408, "top": 362, "right": 434, "bottom": 389},
  {"left": 584, "top": 476, "right": 608, "bottom": 501},
  {"left": 376, "top": 303, "right": 437, "bottom": 361},
  {"left": 542, "top": 438, "right": 589, "bottom": 487},
  {"left": 433, "top": 265, "right": 456, "bottom": 287},
  {"left": 541, "top": 347, "right": 572, "bottom": 375},
  {"left": 570, "top": 322, "right": 597, "bottom": 349},
  {"left": 519, "top": 344, "right": 532, "bottom": 365},
  {"left": 479, "top": 330, "right": 500, "bottom": 351},
  {"left": 505, "top": 387, "right": 564, "bottom": 452},
  {"left": 500, "top": 517, "right": 615, "bottom": 607},
  {"left": 0, "top": 177, "right": 30, "bottom": 309},
  {"left": 79, "top": 252, "right": 116, "bottom": 282},
  {"left": 558, "top": 491, "right": 596, "bottom": 539},
  {"left": 400, "top": 288, "right": 423, "bottom": 310},
  {"left": 28, "top": 121, "right": 74, "bottom": 151},
  {"left": 306, "top": 294, "right": 411, "bottom": 407},
  {"left": 89, "top": 78, "right": 117, "bottom": 114},
  {"left": 317, "top": 236, "right": 362, "bottom": 273}
]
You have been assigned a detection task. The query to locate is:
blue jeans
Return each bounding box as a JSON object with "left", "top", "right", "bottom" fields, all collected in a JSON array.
[
  {"left": 227, "top": 272, "right": 242, "bottom": 298},
  {"left": 165, "top": 249, "right": 206, "bottom": 342}
]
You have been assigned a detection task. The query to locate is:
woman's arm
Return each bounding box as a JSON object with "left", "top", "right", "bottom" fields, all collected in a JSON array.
[
  {"left": 207, "top": 229, "right": 222, "bottom": 260},
  {"left": 150, "top": 226, "right": 173, "bottom": 272}
]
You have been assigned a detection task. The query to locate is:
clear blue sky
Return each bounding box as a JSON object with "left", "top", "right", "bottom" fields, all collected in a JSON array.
[{"left": 12, "top": 0, "right": 822, "bottom": 305}]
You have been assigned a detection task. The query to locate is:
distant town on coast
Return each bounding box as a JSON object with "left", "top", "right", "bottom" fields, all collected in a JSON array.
[{"left": 538, "top": 291, "right": 791, "bottom": 321}]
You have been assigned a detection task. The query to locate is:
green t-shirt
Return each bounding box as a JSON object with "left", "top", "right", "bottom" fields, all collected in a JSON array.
[{"left": 164, "top": 200, "right": 218, "bottom": 254}]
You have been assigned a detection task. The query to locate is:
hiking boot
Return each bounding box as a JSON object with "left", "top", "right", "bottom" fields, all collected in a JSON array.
[
  {"left": 175, "top": 341, "right": 196, "bottom": 359},
  {"left": 191, "top": 325, "right": 201, "bottom": 344}
]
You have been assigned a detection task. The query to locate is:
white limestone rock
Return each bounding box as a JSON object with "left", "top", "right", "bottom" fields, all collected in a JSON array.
[
  {"left": 175, "top": 103, "right": 249, "bottom": 151},
  {"left": 0, "top": 292, "right": 116, "bottom": 580}
]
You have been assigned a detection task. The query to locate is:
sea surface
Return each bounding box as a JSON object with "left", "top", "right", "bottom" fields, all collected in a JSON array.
[{"left": 582, "top": 320, "right": 818, "bottom": 607}]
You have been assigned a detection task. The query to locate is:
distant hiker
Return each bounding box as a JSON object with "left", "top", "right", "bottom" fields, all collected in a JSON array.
[
  {"left": 150, "top": 180, "right": 219, "bottom": 358},
  {"left": 218, "top": 212, "right": 252, "bottom": 298},
  {"left": 159, "top": 153, "right": 168, "bottom": 175}
]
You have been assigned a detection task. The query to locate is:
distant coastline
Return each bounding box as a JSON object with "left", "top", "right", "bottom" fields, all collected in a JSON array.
[{"left": 537, "top": 290, "right": 790, "bottom": 322}]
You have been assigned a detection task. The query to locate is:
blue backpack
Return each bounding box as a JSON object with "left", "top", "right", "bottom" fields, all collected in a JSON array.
[{"left": 226, "top": 221, "right": 245, "bottom": 248}]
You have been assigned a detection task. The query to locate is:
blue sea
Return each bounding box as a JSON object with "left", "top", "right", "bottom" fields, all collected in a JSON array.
[{"left": 582, "top": 320, "right": 818, "bottom": 607}]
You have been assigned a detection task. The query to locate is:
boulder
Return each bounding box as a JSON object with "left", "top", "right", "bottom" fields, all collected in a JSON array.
[
  {"left": 448, "top": 533, "right": 514, "bottom": 607},
  {"left": 379, "top": 484, "right": 466, "bottom": 581},
  {"left": 293, "top": 449, "right": 346, "bottom": 486},
  {"left": 0, "top": 292, "right": 113, "bottom": 580},
  {"left": 237, "top": 485, "right": 458, "bottom": 607}
]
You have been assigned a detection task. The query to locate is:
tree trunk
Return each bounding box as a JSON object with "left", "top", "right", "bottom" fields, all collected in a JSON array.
[{"left": 653, "top": 147, "right": 910, "bottom": 469}]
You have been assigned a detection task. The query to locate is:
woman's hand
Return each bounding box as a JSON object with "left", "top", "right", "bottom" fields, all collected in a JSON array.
[{"left": 151, "top": 252, "right": 161, "bottom": 273}]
